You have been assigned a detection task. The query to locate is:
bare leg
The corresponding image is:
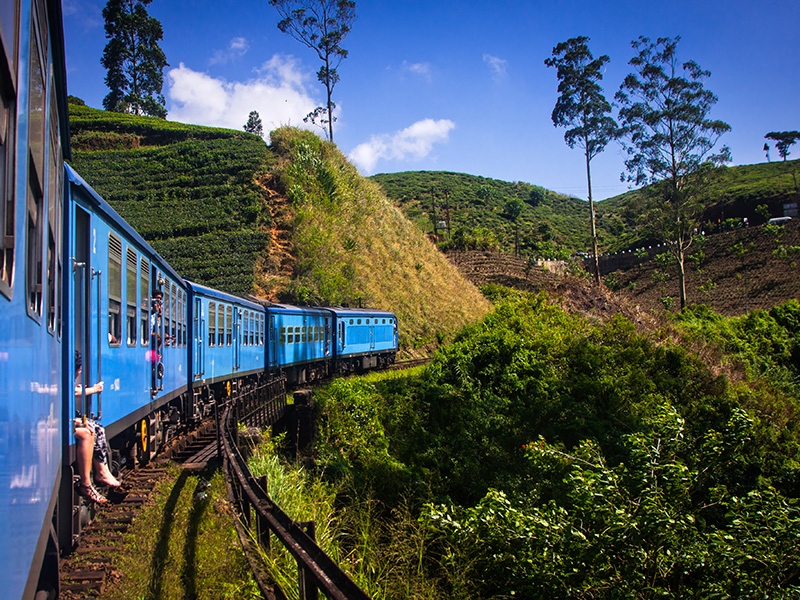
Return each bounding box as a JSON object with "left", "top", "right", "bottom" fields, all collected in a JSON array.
[{"left": 74, "top": 426, "right": 94, "bottom": 488}]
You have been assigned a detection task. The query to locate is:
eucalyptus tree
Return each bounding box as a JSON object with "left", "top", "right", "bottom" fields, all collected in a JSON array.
[
  {"left": 101, "top": 0, "right": 168, "bottom": 118},
  {"left": 545, "top": 36, "right": 616, "bottom": 285},
  {"left": 764, "top": 131, "right": 800, "bottom": 161},
  {"left": 616, "top": 36, "right": 730, "bottom": 309},
  {"left": 269, "top": 0, "right": 356, "bottom": 143}
]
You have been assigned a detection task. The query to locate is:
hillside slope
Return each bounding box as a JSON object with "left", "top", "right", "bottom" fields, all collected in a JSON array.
[
  {"left": 265, "top": 129, "right": 492, "bottom": 351},
  {"left": 375, "top": 162, "right": 800, "bottom": 256},
  {"left": 69, "top": 103, "right": 272, "bottom": 295},
  {"left": 69, "top": 104, "right": 490, "bottom": 352},
  {"left": 371, "top": 170, "right": 601, "bottom": 257}
]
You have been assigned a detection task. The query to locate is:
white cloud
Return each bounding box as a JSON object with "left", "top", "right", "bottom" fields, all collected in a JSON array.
[
  {"left": 401, "top": 60, "right": 432, "bottom": 81},
  {"left": 166, "top": 55, "right": 320, "bottom": 138},
  {"left": 209, "top": 37, "right": 250, "bottom": 66},
  {"left": 483, "top": 53, "right": 508, "bottom": 79},
  {"left": 348, "top": 118, "right": 456, "bottom": 173}
]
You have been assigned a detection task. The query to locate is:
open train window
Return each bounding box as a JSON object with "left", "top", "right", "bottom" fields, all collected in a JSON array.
[
  {"left": 208, "top": 301, "right": 216, "bottom": 347},
  {"left": 226, "top": 306, "right": 232, "bottom": 346},
  {"left": 170, "top": 283, "right": 177, "bottom": 346},
  {"left": 178, "top": 290, "right": 187, "bottom": 348},
  {"left": 250, "top": 314, "right": 255, "bottom": 345},
  {"left": 126, "top": 248, "right": 137, "bottom": 346},
  {"left": 140, "top": 257, "right": 149, "bottom": 345},
  {"left": 107, "top": 233, "right": 122, "bottom": 345},
  {"left": 243, "top": 309, "right": 249, "bottom": 346},
  {"left": 280, "top": 326, "right": 287, "bottom": 345},
  {"left": 216, "top": 303, "right": 223, "bottom": 346},
  {"left": 0, "top": 59, "right": 15, "bottom": 298},
  {"left": 46, "top": 85, "right": 62, "bottom": 335}
]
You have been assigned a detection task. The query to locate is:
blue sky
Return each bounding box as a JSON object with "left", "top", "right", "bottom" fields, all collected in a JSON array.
[{"left": 63, "top": 0, "right": 799, "bottom": 201}]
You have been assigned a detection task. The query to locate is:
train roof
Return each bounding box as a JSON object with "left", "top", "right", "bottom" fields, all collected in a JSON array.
[
  {"left": 185, "top": 280, "right": 264, "bottom": 310},
  {"left": 327, "top": 307, "right": 397, "bottom": 319},
  {"left": 266, "top": 303, "right": 333, "bottom": 315},
  {"left": 65, "top": 164, "right": 183, "bottom": 284}
]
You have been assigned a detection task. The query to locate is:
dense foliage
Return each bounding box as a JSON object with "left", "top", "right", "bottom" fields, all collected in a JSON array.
[
  {"left": 314, "top": 295, "right": 800, "bottom": 598},
  {"left": 69, "top": 104, "right": 271, "bottom": 295}
]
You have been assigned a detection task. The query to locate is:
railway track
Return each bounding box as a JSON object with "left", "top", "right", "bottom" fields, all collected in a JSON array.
[{"left": 58, "top": 425, "right": 220, "bottom": 599}]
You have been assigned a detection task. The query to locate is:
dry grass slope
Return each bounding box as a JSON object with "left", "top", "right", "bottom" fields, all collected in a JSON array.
[{"left": 261, "top": 127, "right": 492, "bottom": 354}]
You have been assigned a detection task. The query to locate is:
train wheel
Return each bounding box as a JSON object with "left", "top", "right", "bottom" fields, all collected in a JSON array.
[{"left": 137, "top": 418, "right": 150, "bottom": 465}]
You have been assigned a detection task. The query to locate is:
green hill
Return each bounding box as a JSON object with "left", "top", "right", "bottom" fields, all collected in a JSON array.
[
  {"left": 69, "top": 103, "right": 272, "bottom": 295},
  {"left": 371, "top": 170, "right": 604, "bottom": 258},
  {"left": 373, "top": 162, "right": 800, "bottom": 256},
  {"left": 68, "top": 104, "right": 490, "bottom": 352}
]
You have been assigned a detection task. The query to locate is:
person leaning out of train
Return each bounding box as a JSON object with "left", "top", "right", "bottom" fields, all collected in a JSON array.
[{"left": 73, "top": 351, "right": 120, "bottom": 503}]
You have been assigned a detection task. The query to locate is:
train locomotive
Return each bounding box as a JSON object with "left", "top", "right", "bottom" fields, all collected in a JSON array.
[{"left": 0, "top": 2, "right": 398, "bottom": 598}]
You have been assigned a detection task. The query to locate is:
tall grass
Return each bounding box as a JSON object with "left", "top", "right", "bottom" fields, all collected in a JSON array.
[{"left": 246, "top": 432, "right": 449, "bottom": 599}]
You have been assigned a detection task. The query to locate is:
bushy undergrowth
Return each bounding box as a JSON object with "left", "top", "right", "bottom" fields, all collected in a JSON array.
[{"left": 311, "top": 294, "right": 800, "bottom": 598}]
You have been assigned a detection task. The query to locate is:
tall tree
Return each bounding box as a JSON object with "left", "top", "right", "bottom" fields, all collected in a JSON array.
[
  {"left": 504, "top": 198, "right": 524, "bottom": 255},
  {"left": 545, "top": 36, "right": 616, "bottom": 285},
  {"left": 764, "top": 131, "right": 800, "bottom": 161},
  {"left": 268, "top": 0, "right": 355, "bottom": 143},
  {"left": 101, "top": 0, "right": 168, "bottom": 118},
  {"left": 244, "top": 110, "right": 264, "bottom": 136},
  {"left": 615, "top": 36, "right": 730, "bottom": 309}
]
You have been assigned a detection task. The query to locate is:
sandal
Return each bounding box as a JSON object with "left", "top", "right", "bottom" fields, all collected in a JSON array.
[{"left": 77, "top": 483, "right": 108, "bottom": 504}]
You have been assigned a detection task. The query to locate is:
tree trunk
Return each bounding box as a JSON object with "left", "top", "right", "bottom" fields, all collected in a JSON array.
[
  {"left": 585, "top": 151, "right": 601, "bottom": 285},
  {"left": 678, "top": 247, "right": 687, "bottom": 309}
]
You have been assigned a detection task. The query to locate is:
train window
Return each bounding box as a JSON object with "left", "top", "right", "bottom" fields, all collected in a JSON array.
[
  {"left": 294, "top": 326, "right": 300, "bottom": 344},
  {"left": 251, "top": 314, "right": 255, "bottom": 345},
  {"left": 357, "top": 319, "right": 361, "bottom": 325},
  {"left": 176, "top": 289, "right": 182, "bottom": 347},
  {"left": 217, "top": 303, "right": 224, "bottom": 346},
  {"left": 171, "top": 283, "right": 177, "bottom": 346},
  {"left": 140, "top": 257, "right": 149, "bottom": 345},
  {"left": 163, "top": 283, "right": 171, "bottom": 346},
  {"left": 243, "top": 310, "right": 249, "bottom": 346},
  {"left": 179, "top": 290, "right": 185, "bottom": 347},
  {"left": 226, "top": 306, "right": 232, "bottom": 346},
  {"left": 349, "top": 319, "right": 353, "bottom": 325},
  {"left": 208, "top": 301, "right": 216, "bottom": 346},
  {"left": 126, "top": 248, "right": 137, "bottom": 346},
  {"left": 107, "top": 234, "right": 122, "bottom": 344},
  {"left": 0, "top": 56, "right": 15, "bottom": 298},
  {"left": 280, "top": 326, "right": 286, "bottom": 345},
  {"left": 27, "top": 7, "right": 45, "bottom": 209}
]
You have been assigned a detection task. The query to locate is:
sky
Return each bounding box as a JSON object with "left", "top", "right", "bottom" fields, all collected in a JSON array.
[{"left": 62, "top": 0, "right": 800, "bottom": 201}]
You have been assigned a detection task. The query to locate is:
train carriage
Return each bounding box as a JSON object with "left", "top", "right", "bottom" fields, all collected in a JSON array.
[
  {"left": 63, "top": 165, "right": 190, "bottom": 465},
  {"left": 330, "top": 308, "right": 398, "bottom": 373},
  {"left": 265, "top": 303, "right": 333, "bottom": 385},
  {"left": 0, "top": 0, "right": 71, "bottom": 597},
  {"left": 187, "top": 281, "right": 266, "bottom": 409}
]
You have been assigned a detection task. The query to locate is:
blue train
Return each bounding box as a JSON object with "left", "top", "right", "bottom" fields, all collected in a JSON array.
[{"left": 0, "top": 2, "right": 398, "bottom": 598}]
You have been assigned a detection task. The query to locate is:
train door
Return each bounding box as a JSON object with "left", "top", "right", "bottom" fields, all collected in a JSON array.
[
  {"left": 150, "top": 273, "right": 164, "bottom": 394},
  {"left": 269, "top": 314, "right": 279, "bottom": 369},
  {"left": 193, "top": 296, "right": 204, "bottom": 380},
  {"left": 72, "top": 206, "right": 99, "bottom": 419},
  {"left": 233, "top": 308, "right": 241, "bottom": 371}
]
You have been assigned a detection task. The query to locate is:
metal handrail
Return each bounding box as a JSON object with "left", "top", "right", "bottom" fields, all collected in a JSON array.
[{"left": 218, "top": 384, "right": 371, "bottom": 600}]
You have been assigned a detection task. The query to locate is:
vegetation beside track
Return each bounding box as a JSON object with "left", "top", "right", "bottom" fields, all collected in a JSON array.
[
  {"left": 104, "top": 466, "right": 260, "bottom": 600},
  {"left": 304, "top": 293, "right": 800, "bottom": 598}
]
